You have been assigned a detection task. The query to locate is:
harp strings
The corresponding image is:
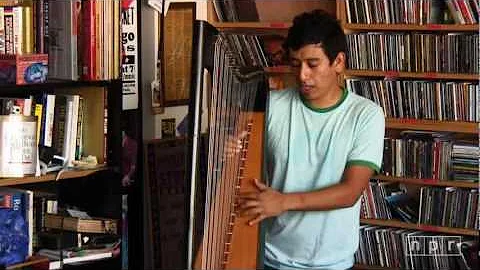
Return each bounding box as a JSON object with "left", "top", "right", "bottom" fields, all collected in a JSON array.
[{"left": 201, "top": 34, "right": 262, "bottom": 269}]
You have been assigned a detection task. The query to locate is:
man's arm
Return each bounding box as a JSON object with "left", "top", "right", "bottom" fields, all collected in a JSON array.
[{"left": 237, "top": 165, "right": 374, "bottom": 225}]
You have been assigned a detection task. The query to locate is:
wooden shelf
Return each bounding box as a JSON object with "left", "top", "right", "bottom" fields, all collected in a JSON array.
[
  {"left": 344, "top": 70, "right": 478, "bottom": 80},
  {"left": 385, "top": 118, "right": 477, "bottom": 133},
  {"left": 360, "top": 219, "right": 479, "bottom": 236},
  {"left": 211, "top": 21, "right": 290, "bottom": 35},
  {"left": 212, "top": 23, "right": 479, "bottom": 33},
  {"left": 343, "top": 23, "right": 479, "bottom": 32},
  {"left": 264, "top": 66, "right": 293, "bottom": 74},
  {"left": 266, "top": 68, "right": 478, "bottom": 81},
  {"left": 354, "top": 264, "right": 397, "bottom": 270},
  {"left": 373, "top": 175, "right": 478, "bottom": 188},
  {"left": 0, "top": 79, "right": 121, "bottom": 93},
  {"left": 0, "top": 166, "right": 108, "bottom": 187}
]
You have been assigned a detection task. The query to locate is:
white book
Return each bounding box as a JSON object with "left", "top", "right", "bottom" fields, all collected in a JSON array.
[
  {"left": 62, "top": 99, "right": 74, "bottom": 165},
  {"left": 26, "top": 190, "right": 33, "bottom": 256},
  {"left": 62, "top": 95, "right": 79, "bottom": 166},
  {"left": 12, "top": 6, "right": 22, "bottom": 54},
  {"left": 41, "top": 251, "right": 113, "bottom": 270},
  {"left": 0, "top": 7, "right": 5, "bottom": 54},
  {"left": 23, "top": 96, "right": 33, "bottom": 116},
  {"left": 68, "top": 95, "right": 79, "bottom": 164},
  {"left": 43, "top": 94, "right": 56, "bottom": 147}
]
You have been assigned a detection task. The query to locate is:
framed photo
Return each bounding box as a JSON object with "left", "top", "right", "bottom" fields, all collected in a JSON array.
[{"left": 155, "top": 2, "right": 195, "bottom": 110}]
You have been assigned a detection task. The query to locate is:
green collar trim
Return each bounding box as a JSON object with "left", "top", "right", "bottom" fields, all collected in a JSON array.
[{"left": 301, "top": 88, "right": 348, "bottom": 113}]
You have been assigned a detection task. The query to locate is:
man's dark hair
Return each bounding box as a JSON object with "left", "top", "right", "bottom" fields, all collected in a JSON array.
[{"left": 283, "top": 9, "right": 346, "bottom": 64}]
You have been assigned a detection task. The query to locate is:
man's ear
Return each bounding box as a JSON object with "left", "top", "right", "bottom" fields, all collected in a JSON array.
[{"left": 333, "top": 52, "right": 346, "bottom": 73}]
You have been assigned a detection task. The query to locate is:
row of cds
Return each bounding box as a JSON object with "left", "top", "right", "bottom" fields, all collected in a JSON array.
[
  {"left": 356, "top": 225, "right": 477, "bottom": 269},
  {"left": 345, "top": 0, "right": 480, "bottom": 24},
  {"left": 419, "top": 186, "right": 479, "bottom": 229},
  {"left": 348, "top": 79, "right": 479, "bottom": 122},
  {"left": 346, "top": 33, "right": 479, "bottom": 74}
]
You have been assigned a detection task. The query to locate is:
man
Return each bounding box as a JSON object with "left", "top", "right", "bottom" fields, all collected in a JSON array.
[{"left": 238, "top": 9, "right": 385, "bottom": 270}]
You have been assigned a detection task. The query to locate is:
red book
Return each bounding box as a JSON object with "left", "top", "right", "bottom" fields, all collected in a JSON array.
[
  {"left": 81, "top": 0, "right": 96, "bottom": 80},
  {"left": 457, "top": 0, "right": 474, "bottom": 23},
  {"left": 0, "top": 194, "right": 13, "bottom": 208}
]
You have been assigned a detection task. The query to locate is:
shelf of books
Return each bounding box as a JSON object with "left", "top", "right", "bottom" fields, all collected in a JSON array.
[
  {"left": 1, "top": 0, "right": 123, "bottom": 269},
  {"left": 338, "top": 0, "right": 479, "bottom": 269}
]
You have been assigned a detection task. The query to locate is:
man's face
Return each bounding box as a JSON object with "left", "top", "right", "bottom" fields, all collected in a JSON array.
[{"left": 289, "top": 44, "right": 344, "bottom": 106}]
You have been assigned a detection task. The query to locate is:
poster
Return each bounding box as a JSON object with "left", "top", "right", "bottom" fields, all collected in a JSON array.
[{"left": 122, "top": 0, "right": 138, "bottom": 110}]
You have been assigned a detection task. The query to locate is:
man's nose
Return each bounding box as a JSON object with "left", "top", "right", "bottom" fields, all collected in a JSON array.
[{"left": 299, "top": 64, "right": 310, "bottom": 82}]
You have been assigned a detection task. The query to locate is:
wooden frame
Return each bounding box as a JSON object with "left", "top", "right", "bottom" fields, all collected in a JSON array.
[{"left": 159, "top": 2, "right": 196, "bottom": 107}]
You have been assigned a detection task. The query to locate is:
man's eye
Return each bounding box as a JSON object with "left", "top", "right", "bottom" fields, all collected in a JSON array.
[{"left": 307, "top": 61, "right": 319, "bottom": 68}]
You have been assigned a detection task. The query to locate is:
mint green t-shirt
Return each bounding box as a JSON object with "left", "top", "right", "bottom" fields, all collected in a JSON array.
[{"left": 264, "top": 88, "right": 385, "bottom": 270}]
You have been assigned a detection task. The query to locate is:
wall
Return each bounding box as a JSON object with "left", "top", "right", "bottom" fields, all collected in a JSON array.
[{"left": 141, "top": 0, "right": 208, "bottom": 141}]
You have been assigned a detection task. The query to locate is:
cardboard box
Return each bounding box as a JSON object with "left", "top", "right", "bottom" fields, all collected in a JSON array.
[{"left": 0, "top": 54, "right": 48, "bottom": 85}]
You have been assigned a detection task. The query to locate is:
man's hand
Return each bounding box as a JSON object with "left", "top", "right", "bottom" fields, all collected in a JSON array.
[{"left": 237, "top": 179, "right": 286, "bottom": 226}]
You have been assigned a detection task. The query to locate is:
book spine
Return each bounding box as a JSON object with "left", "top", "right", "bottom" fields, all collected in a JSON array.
[
  {"left": 22, "top": 4, "right": 33, "bottom": 53},
  {"left": 0, "top": 193, "right": 13, "bottom": 208},
  {"left": 69, "top": 95, "right": 79, "bottom": 163},
  {"left": 4, "top": 7, "right": 13, "bottom": 54},
  {"left": 12, "top": 6, "right": 22, "bottom": 54},
  {"left": 42, "top": 0, "right": 48, "bottom": 54},
  {"left": 82, "top": 0, "right": 96, "bottom": 80},
  {"left": 48, "top": 1, "right": 78, "bottom": 80},
  {"left": 75, "top": 97, "right": 84, "bottom": 160},
  {"left": 52, "top": 95, "right": 67, "bottom": 156},
  {"left": 34, "top": 103, "right": 42, "bottom": 145},
  {"left": 95, "top": 0, "right": 102, "bottom": 80},
  {"left": 34, "top": 0, "right": 43, "bottom": 53},
  {"left": 0, "top": 7, "right": 4, "bottom": 54}
]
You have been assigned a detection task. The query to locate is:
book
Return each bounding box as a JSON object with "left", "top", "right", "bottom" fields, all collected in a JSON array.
[
  {"left": 44, "top": 214, "right": 117, "bottom": 234},
  {"left": 81, "top": 0, "right": 96, "bottom": 80},
  {"left": 0, "top": 188, "right": 33, "bottom": 266},
  {"left": 39, "top": 250, "right": 113, "bottom": 270},
  {"left": 48, "top": 0, "right": 80, "bottom": 80}
]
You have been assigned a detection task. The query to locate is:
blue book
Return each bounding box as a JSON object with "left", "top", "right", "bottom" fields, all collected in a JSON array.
[{"left": 0, "top": 190, "right": 29, "bottom": 267}]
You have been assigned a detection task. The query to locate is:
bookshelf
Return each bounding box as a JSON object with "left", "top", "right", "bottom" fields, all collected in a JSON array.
[
  {"left": 0, "top": 0, "right": 122, "bottom": 269},
  {"left": 336, "top": 0, "right": 479, "bottom": 269},
  {"left": 0, "top": 79, "right": 122, "bottom": 269},
  {"left": 207, "top": 1, "right": 479, "bottom": 269}
]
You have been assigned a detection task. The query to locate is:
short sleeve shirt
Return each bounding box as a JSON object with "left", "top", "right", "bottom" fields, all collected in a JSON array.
[{"left": 264, "top": 88, "right": 385, "bottom": 269}]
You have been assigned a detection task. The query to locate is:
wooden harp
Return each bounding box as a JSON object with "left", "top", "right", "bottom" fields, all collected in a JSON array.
[{"left": 186, "top": 20, "right": 268, "bottom": 270}]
